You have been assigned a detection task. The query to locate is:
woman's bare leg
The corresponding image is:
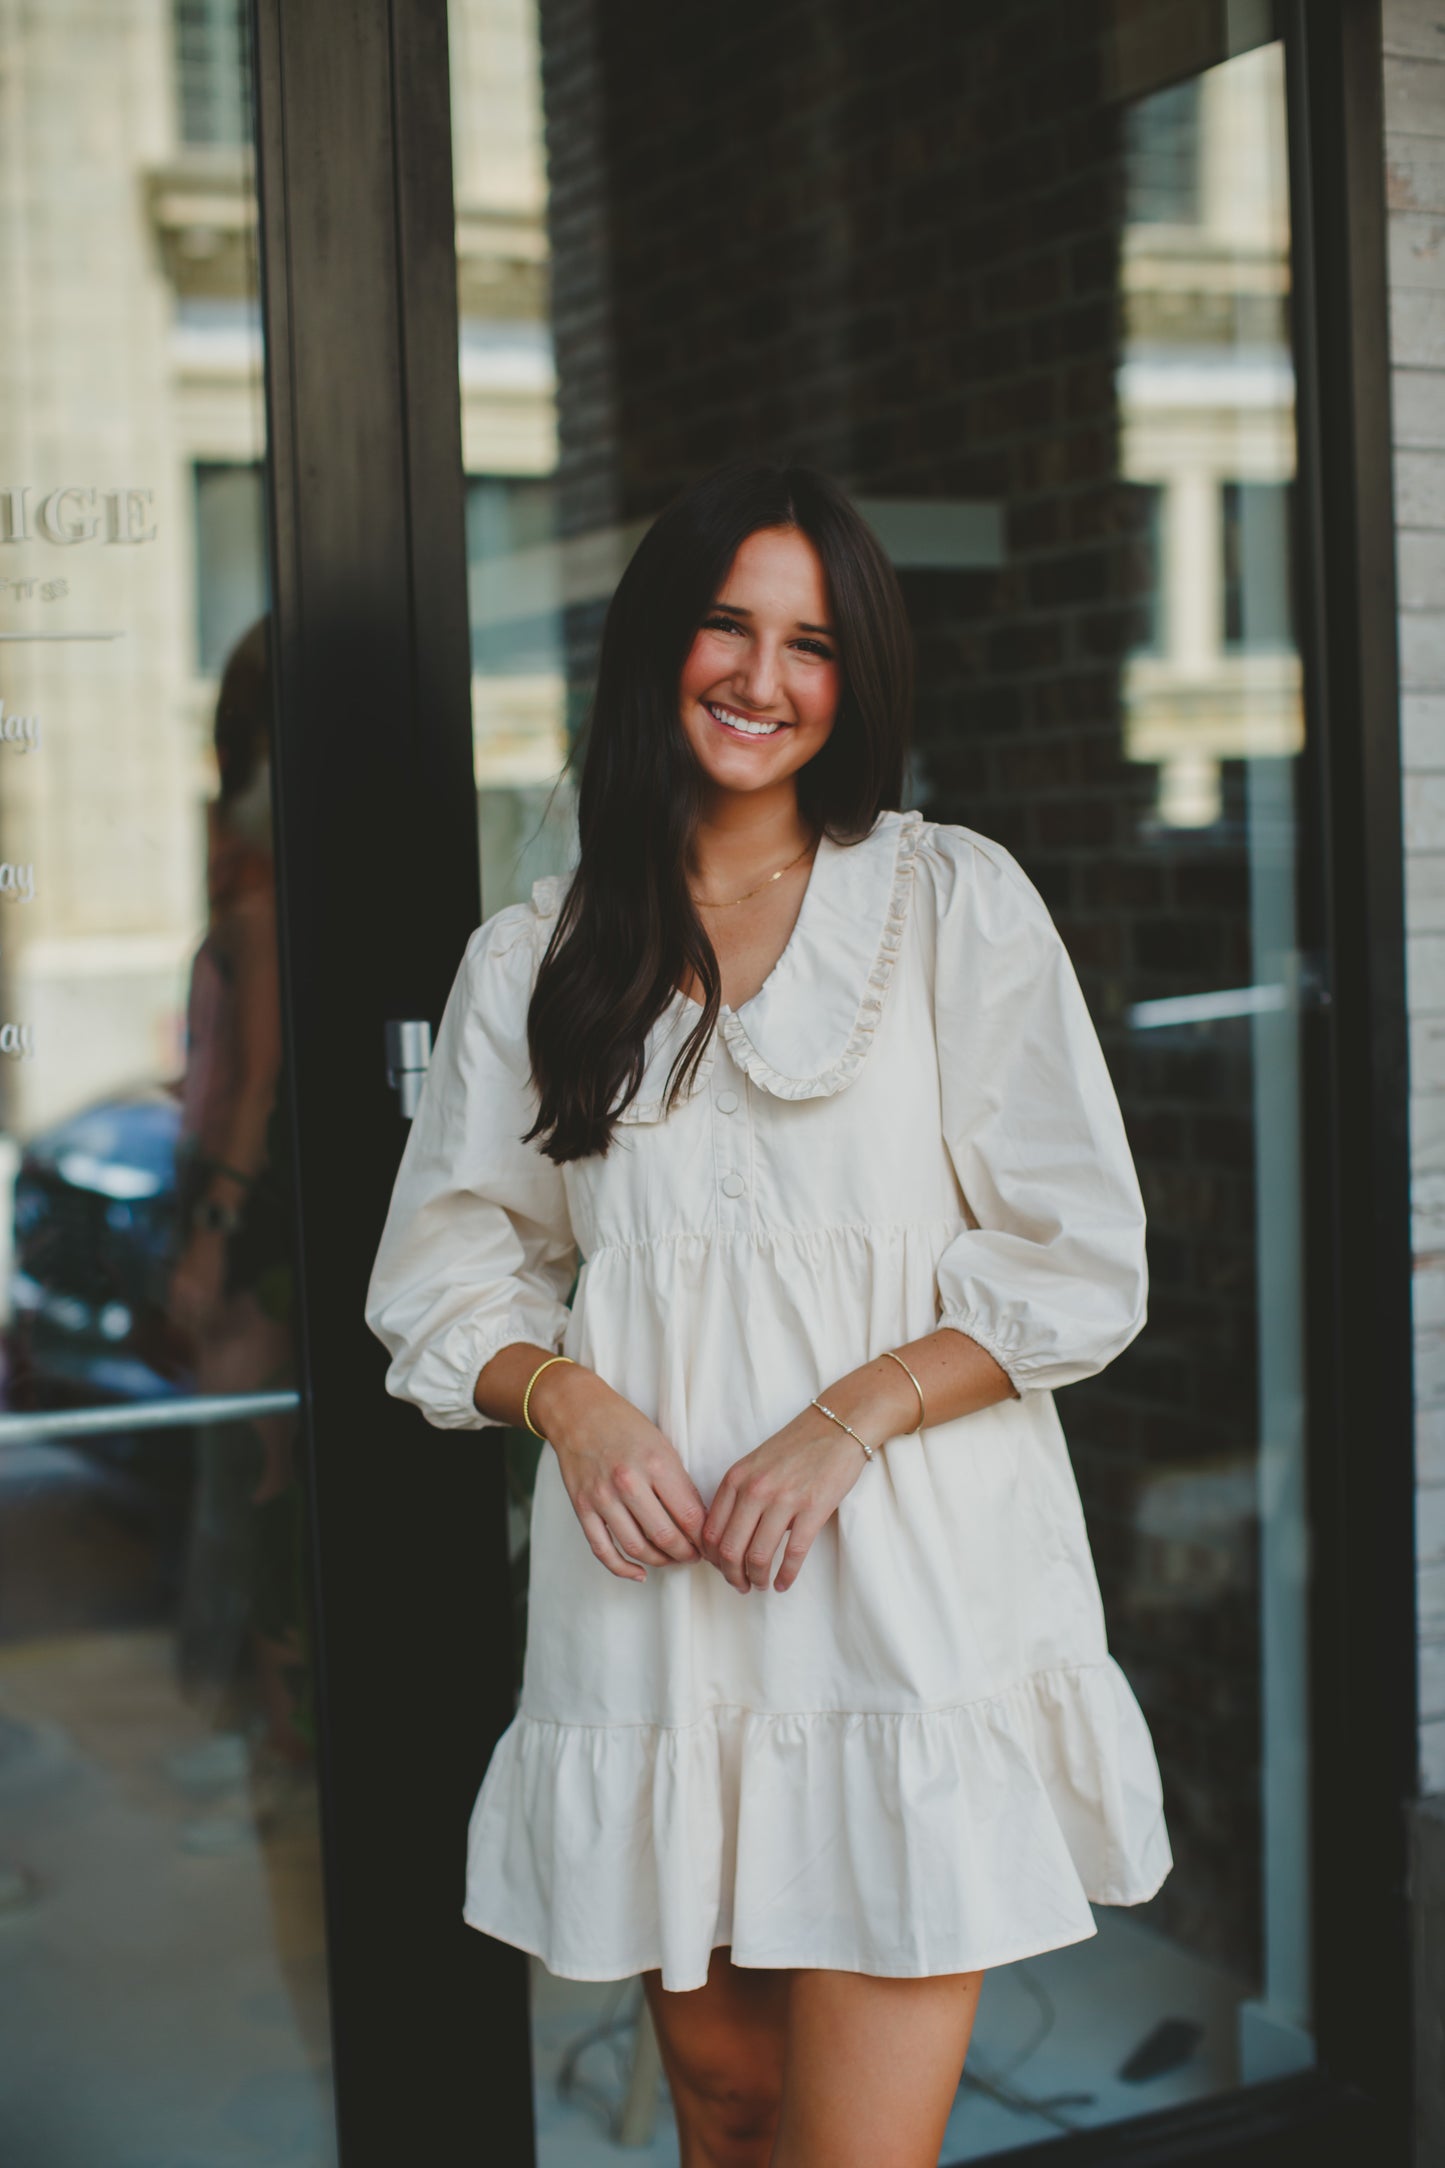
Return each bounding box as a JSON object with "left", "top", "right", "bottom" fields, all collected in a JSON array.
[
  {"left": 641, "top": 1945, "right": 790, "bottom": 2168},
  {"left": 770, "top": 1968, "right": 985, "bottom": 2168}
]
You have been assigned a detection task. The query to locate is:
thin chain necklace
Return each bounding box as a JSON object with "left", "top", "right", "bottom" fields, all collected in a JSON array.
[{"left": 689, "top": 830, "right": 818, "bottom": 909}]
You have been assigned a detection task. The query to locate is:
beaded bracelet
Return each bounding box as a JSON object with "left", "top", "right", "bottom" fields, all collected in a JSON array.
[{"left": 809, "top": 1396, "right": 877, "bottom": 1462}]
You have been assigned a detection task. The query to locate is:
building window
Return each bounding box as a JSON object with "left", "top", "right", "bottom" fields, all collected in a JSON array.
[
  {"left": 1222, "top": 480, "right": 1296, "bottom": 650},
  {"left": 465, "top": 474, "right": 562, "bottom": 677},
  {"left": 1128, "top": 481, "right": 1167, "bottom": 655},
  {"left": 174, "top": 0, "right": 251, "bottom": 149},
  {"left": 194, "top": 462, "right": 267, "bottom": 677},
  {"left": 1125, "top": 76, "right": 1203, "bottom": 225}
]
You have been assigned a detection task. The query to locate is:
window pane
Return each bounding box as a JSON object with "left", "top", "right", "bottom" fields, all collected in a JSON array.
[
  {"left": 0, "top": 5, "right": 334, "bottom": 2161},
  {"left": 1223, "top": 481, "right": 1296, "bottom": 651},
  {"left": 1125, "top": 78, "right": 1203, "bottom": 225},
  {"left": 195, "top": 462, "right": 268, "bottom": 678},
  {"left": 174, "top": 0, "right": 251, "bottom": 149},
  {"left": 450, "top": 12, "right": 574, "bottom": 915}
]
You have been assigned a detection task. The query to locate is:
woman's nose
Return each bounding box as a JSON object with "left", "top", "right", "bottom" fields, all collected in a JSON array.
[{"left": 735, "top": 642, "right": 780, "bottom": 709}]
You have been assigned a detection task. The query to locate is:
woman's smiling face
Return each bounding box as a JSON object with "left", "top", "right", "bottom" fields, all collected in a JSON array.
[{"left": 677, "top": 525, "right": 841, "bottom": 799}]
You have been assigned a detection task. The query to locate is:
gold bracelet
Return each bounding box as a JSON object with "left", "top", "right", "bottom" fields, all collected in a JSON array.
[
  {"left": 881, "top": 1348, "right": 926, "bottom": 1433},
  {"left": 809, "top": 1396, "right": 876, "bottom": 1462},
  {"left": 523, "top": 1354, "right": 575, "bottom": 1438}
]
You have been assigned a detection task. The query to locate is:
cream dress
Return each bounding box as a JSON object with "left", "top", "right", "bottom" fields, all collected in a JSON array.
[{"left": 364, "top": 806, "right": 1172, "bottom": 1991}]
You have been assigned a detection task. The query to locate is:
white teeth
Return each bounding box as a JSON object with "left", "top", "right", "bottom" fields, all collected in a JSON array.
[{"left": 707, "top": 703, "right": 784, "bottom": 737}]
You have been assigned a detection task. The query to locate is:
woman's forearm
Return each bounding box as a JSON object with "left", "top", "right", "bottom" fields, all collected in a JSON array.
[
  {"left": 477, "top": 1325, "right": 1015, "bottom": 1447},
  {"left": 811, "top": 1327, "right": 1019, "bottom": 1451},
  {"left": 473, "top": 1339, "right": 609, "bottom": 1433}
]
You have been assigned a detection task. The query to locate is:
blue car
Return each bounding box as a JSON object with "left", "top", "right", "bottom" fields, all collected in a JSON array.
[{"left": 6, "top": 1084, "right": 194, "bottom": 1416}]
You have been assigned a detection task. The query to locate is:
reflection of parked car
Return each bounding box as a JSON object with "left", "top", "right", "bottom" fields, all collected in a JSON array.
[{"left": 6, "top": 1083, "right": 194, "bottom": 1414}]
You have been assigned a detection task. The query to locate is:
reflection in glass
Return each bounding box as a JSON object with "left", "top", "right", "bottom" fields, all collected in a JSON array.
[
  {"left": 1124, "top": 77, "right": 1203, "bottom": 226},
  {"left": 1117, "top": 36, "right": 1313, "bottom": 2103},
  {"left": 1119, "top": 44, "right": 1302, "bottom": 833},
  {"left": 444, "top": 3, "right": 1314, "bottom": 2159},
  {"left": 0, "top": 4, "right": 333, "bottom": 2161},
  {"left": 450, "top": 0, "right": 575, "bottom": 917},
  {"left": 1222, "top": 481, "right": 1295, "bottom": 653},
  {"left": 175, "top": 0, "right": 253, "bottom": 149},
  {"left": 195, "top": 462, "right": 269, "bottom": 677}
]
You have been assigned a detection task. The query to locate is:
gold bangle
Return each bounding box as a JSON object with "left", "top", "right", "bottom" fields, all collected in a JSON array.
[
  {"left": 881, "top": 1348, "right": 926, "bottom": 1433},
  {"left": 523, "top": 1354, "right": 575, "bottom": 1438},
  {"left": 810, "top": 1396, "right": 876, "bottom": 1463}
]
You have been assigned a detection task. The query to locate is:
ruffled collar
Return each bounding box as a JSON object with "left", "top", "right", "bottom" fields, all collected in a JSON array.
[{"left": 530, "top": 806, "right": 925, "bottom": 1123}]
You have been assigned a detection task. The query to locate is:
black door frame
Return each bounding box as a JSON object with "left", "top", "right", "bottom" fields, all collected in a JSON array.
[
  {"left": 251, "top": 0, "right": 534, "bottom": 2160},
  {"left": 1285, "top": 0, "right": 1416, "bottom": 2149},
  {"left": 248, "top": 2, "right": 1416, "bottom": 2163}
]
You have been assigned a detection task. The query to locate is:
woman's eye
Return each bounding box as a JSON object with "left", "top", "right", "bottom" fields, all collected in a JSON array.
[{"left": 700, "top": 615, "right": 833, "bottom": 661}]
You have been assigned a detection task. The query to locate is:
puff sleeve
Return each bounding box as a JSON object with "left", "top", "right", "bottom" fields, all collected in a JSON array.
[
  {"left": 363, "top": 902, "right": 578, "bottom": 1430},
  {"left": 925, "top": 826, "right": 1148, "bottom": 1395}
]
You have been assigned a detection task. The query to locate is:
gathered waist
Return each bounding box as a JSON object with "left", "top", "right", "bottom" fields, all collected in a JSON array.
[
  {"left": 562, "top": 1217, "right": 969, "bottom": 1465},
  {"left": 578, "top": 1216, "right": 965, "bottom": 1269}
]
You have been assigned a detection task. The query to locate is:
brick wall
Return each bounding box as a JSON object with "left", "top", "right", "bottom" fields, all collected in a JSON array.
[
  {"left": 1389, "top": 0, "right": 1445, "bottom": 1805},
  {"left": 540, "top": 0, "right": 1273, "bottom": 1976}
]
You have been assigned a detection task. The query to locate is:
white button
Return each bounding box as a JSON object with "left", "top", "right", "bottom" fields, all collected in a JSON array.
[
  {"left": 721, "top": 1172, "right": 746, "bottom": 1198},
  {"left": 715, "top": 1089, "right": 739, "bottom": 1114}
]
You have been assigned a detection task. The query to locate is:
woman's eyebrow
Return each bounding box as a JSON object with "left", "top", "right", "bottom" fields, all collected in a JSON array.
[{"left": 712, "top": 599, "right": 836, "bottom": 636}]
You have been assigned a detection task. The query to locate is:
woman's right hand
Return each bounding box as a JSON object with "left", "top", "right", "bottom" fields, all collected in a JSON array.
[{"left": 534, "top": 1363, "right": 706, "bottom": 1583}]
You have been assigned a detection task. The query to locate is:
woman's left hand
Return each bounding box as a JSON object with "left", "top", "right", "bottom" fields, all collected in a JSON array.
[{"left": 700, "top": 1407, "right": 871, "bottom": 1594}]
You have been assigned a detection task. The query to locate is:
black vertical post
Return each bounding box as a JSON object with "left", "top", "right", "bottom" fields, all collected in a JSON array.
[
  {"left": 1287, "top": 0, "right": 1416, "bottom": 2150},
  {"left": 250, "top": 1, "right": 537, "bottom": 2159}
]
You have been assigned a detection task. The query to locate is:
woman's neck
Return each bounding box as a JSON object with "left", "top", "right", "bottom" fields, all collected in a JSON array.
[{"left": 687, "top": 786, "right": 814, "bottom": 892}]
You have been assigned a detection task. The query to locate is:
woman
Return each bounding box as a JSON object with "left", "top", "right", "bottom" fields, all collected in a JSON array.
[{"left": 364, "top": 461, "right": 1171, "bottom": 2166}]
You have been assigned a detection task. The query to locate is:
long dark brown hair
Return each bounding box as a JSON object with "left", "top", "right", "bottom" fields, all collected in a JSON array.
[{"left": 523, "top": 460, "right": 915, "bottom": 1163}]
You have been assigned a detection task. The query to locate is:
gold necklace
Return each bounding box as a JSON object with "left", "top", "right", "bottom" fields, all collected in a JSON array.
[{"left": 689, "top": 832, "right": 818, "bottom": 909}]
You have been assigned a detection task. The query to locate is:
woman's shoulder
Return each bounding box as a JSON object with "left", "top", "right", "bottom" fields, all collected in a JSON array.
[
  {"left": 465, "top": 870, "right": 570, "bottom": 968},
  {"left": 913, "top": 815, "right": 1055, "bottom": 940}
]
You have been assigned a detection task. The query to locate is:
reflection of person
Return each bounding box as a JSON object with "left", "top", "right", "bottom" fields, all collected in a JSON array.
[
  {"left": 170, "top": 618, "right": 281, "bottom": 1345},
  {"left": 365, "top": 462, "right": 1172, "bottom": 2165},
  {"left": 168, "top": 618, "right": 310, "bottom": 1782}
]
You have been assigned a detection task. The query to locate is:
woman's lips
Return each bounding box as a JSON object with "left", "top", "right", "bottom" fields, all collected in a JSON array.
[{"left": 704, "top": 701, "right": 789, "bottom": 740}]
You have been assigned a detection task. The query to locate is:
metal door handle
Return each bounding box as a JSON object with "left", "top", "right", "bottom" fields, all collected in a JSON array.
[{"left": 385, "top": 1019, "right": 433, "bottom": 1119}]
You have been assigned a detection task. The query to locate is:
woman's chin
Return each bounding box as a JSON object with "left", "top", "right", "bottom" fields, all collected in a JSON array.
[
  {"left": 685, "top": 728, "right": 826, "bottom": 796},
  {"left": 702, "top": 754, "right": 787, "bottom": 789}
]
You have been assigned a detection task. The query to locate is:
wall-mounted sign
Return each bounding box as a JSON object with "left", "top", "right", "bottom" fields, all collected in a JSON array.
[
  {"left": 0, "top": 864, "right": 37, "bottom": 902},
  {"left": 0, "top": 488, "right": 156, "bottom": 546}
]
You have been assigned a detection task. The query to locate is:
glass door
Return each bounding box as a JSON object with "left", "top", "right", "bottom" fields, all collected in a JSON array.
[
  {"left": 441, "top": 2, "right": 1325, "bottom": 2160},
  {"left": 0, "top": 4, "right": 333, "bottom": 2161}
]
